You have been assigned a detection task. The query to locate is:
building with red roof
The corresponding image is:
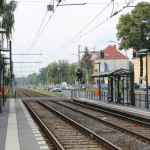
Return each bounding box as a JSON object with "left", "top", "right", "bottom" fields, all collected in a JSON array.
[{"left": 94, "top": 45, "right": 129, "bottom": 74}]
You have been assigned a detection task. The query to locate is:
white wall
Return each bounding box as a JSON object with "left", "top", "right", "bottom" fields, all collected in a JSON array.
[{"left": 94, "top": 59, "right": 129, "bottom": 73}]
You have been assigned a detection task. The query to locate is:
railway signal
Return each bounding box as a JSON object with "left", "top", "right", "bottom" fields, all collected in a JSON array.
[{"left": 76, "top": 69, "right": 83, "bottom": 80}]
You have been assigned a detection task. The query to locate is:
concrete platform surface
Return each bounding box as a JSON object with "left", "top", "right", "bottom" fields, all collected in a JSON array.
[
  {"left": 73, "top": 98, "right": 150, "bottom": 120},
  {"left": 0, "top": 99, "right": 49, "bottom": 150}
]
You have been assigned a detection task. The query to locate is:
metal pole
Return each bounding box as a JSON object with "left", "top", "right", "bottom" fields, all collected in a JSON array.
[
  {"left": 78, "top": 45, "right": 81, "bottom": 98},
  {"left": 0, "top": 50, "right": 2, "bottom": 112},
  {"left": 61, "top": 72, "right": 62, "bottom": 83},
  {"left": 2, "top": 58, "right": 4, "bottom": 106},
  {"left": 9, "top": 41, "right": 13, "bottom": 97},
  {"left": 47, "top": 71, "right": 48, "bottom": 91},
  {"left": 146, "top": 51, "right": 149, "bottom": 109},
  {"left": 69, "top": 65, "right": 70, "bottom": 84},
  {"left": 0, "top": 50, "right": 1, "bottom": 90},
  {"left": 12, "top": 61, "right": 14, "bottom": 94},
  {"left": 78, "top": 45, "right": 80, "bottom": 69}
]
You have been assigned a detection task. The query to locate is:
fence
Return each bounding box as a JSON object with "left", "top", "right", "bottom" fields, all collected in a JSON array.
[
  {"left": 71, "top": 90, "right": 150, "bottom": 109},
  {"left": 134, "top": 93, "right": 150, "bottom": 109}
]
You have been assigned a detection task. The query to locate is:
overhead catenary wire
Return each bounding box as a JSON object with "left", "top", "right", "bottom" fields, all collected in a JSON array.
[
  {"left": 48, "top": 0, "right": 137, "bottom": 57},
  {"left": 35, "top": 0, "right": 131, "bottom": 62},
  {"left": 15, "top": 0, "right": 60, "bottom": 75},
  {"left": 29, "top": 0, "right": 62, "bottom": 50},
  {"left": 20, "top": 0, "right": 62, "bottom": 75},
  {"left": 29, "top": 11, "right": 48, "bottom": 51},
  {"left": 14, "top": 0, "right": 138, "bottom": 76},
  {"left": 26, "top": 0, "right": 53, "bottom": 53},
  {"left": 53, "top": 0, "right": 114, "bottom": 52}
]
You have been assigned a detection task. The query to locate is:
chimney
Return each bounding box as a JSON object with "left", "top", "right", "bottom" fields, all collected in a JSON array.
[{"left": 113, "top": 44, "right": 116, "bottom": 49}]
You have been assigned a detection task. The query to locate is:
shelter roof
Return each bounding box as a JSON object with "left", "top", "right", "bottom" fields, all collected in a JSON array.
[{"left": 91, "top": 68, "right": 133, "bottom": 77}]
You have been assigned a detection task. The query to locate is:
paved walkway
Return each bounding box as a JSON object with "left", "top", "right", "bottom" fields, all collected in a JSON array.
[
  {"left": 0, "top": 99, "right": 49, "bottom": 150},
  {"left": 5, "top": 99, "right": 20, "bottom": 150}
]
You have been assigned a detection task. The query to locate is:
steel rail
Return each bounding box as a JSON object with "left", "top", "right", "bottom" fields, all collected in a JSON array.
[
  {"left": 50, "top": 100, "right": 150, "bottom": 144},
  {"left": 23, "top": 100, "right": 65, "bottom": 150},
  {"left": 16, "top": 88, "right": 51, "bottom": 97},
  {"left": 38, "top": 100, "right": 121, "bottom": 150},
  {"left": 72, "top": 100, "right": 150, "bottom": 125}
]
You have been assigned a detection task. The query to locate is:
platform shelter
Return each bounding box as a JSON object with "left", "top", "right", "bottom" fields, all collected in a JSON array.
[{"left": 92, "top": 68, "right": 135, "bottom": 106}]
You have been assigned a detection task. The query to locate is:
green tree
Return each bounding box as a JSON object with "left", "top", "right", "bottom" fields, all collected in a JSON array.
[
  {"left": 0, "top": 0, "right": 4, "bottom": 9},
  {"left": 116, "top": 2, "right": 150, "bottom": 83},
  {"left": 80, "top": 47, "right": 94, "bottom": 84},
  {"left": 0, "top": 1, "right": 17, "bottom": 39},
  {"left": 37, "top": 60, "right": 77, "bottom": 86},
  {"left": 27, "top": 73, "right": 38, "bottom": 86}
]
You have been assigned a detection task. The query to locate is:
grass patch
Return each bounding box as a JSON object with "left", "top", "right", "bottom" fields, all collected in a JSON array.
[{"left": 28, "top": 88, "right": 64, "bottom": 97}]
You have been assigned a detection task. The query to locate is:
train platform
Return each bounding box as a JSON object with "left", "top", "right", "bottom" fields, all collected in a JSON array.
[
  {"left": 0, "top": 98, "right": 49, "bottom": 150},
  {"left": 0, "top": 97, "right": 149, "bottom": 150},
  {"left": 73, "top": 98, "right": 150, "bottom": 120}
]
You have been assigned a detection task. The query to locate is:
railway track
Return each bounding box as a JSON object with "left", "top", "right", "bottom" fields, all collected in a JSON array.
[
  {"left": 54, "top": 100, "right": 150, "bottom": 140},
  {"left": 16, "top": 88, "right": 52, "bottom": 97},
  {"left": 24, "top": 100, "right": 120, "bottom": 150},
  {"left": 16, "top": 88, "right": 150, "bottom": 150},
  {"left": 40, "top": 100, "right": 150, "bottom": 149}
]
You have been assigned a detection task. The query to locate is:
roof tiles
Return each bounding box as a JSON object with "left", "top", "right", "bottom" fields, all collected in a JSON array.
[{"left": 96, "top": 45, "right": 128, "bottom": 60}]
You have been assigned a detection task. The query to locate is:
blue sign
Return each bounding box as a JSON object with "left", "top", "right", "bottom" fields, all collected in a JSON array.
[{"left": 98, "top": 84, "right": 108, "bottom": 91}]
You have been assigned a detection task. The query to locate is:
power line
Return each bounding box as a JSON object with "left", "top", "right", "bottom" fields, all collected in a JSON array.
[
  {"left": 49, "top": 0, "right": 137, "bottom": 56},
  {"left": 12, "top": 53, "right": 42, "bottom": 55},
  {"left": 55, "top": 0, "right": 114, "bottom": 51},
  {"left": 29, "top": 0, "right": 61, "bottom": 50},
  {"left": 17, "top": 0, "right": 53, "bottom": 75},
  {"left": 13, "top": 61, "right": 42, "bottom": 63},
  {"left": 11, "top": 0, "right": 50, "bottom": 3},
  {"left": 29, "top": 11, "right": 48, "bottom": 51},
  {"left": 58, "top": 3, "right": 86, "bottom": 6}
]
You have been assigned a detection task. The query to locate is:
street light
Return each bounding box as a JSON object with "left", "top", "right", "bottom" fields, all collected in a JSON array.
[
  {"left": 57, "top": 67, "right": 61, "bottom": 84},
  {"left": 109, "top": 40, "right": 119, "bottom": 44},
  {"left": 141, "top": 20, "right": 149, "bottom": 24},
  {"left": 0, "top": 27, "right": 6, "bottom": 33},
  {"left": 46, "top": 67, "right": 52, "bottom": 91},
  {"left": 138, "top": 49, "right": 149, "bottom": 109},
  {"left": 71, "top": 51, "right": 81, "bottom": 98}
]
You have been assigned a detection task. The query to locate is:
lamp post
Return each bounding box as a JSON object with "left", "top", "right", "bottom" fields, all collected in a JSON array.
[
  {"left": 58, "top": 67, "right": 60, "bottom": 84},
  {"left": 138, "top": 49, "right": 149, "bottom": 109},
  {"left": 141, "top": 20, "right": 149, "bottom": 24},
  {"left": 71, "top": 47, "right": 81, "bottom": 98},
  {"left": 57, "top": 68, "right": 62, "bottom": 85},
  {"left": 47, "top": 67, "right": 52, "bottom": 91}
]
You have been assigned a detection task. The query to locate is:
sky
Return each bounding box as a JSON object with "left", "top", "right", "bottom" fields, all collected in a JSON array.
[{"left": 4, "top": 0, "right": 150, "bottom": 77}]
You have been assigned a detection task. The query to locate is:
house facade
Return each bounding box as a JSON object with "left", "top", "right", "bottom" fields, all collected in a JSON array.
[
  {"left": 134, "top": 56, "right": 150, "bottom": 85},
  {"left": 94, "top": 45, "right": 129, "bottom": 74}
]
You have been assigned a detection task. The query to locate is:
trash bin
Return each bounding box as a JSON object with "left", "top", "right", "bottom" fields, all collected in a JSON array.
[{"left": 95, "top": 87, "right": 100, "bottom": 95}]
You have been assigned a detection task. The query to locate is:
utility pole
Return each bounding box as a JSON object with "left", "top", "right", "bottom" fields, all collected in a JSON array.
[
  {"left": 9, "top": 41, "right": 14, "bottom": 97},
  {"left": 78, "top": 45, "right": 81, "bottom": 98}
]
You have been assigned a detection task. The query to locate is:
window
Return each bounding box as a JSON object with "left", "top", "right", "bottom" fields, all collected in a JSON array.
[
  {"left": 115, "top": 53, "right": 120, "bottom": 56},
  {"left": 105, "top": 54, "right": 109, "bottom": 57}
]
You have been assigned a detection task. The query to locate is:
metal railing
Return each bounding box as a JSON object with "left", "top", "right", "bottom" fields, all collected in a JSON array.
[{"left": 71, "top": 90, "right": 150, "bottom": 109}]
